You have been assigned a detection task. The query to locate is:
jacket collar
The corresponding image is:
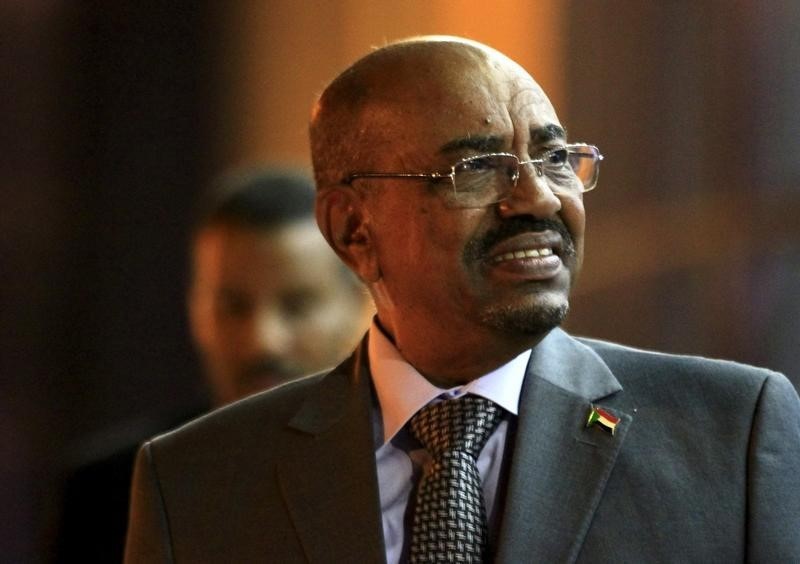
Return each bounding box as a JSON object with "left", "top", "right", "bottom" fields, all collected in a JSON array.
[
  {"left": 496, "top": 328, "right": 633, "bottom": 563},
  {"left": 279, "top": 337, "right": 386, "bottom": 563}
]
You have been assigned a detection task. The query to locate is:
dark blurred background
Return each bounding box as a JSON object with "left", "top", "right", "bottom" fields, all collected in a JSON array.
[{"left": 2, "top": 2, "right": 798, "bottom": 561}]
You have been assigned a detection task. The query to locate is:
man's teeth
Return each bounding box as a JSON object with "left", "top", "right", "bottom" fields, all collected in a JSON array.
[{"left": 493, "top": 247, "right": 554, "bottom": 263}]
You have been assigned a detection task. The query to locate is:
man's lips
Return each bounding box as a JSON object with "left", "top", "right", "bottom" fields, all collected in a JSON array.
[
  {"left": 463, "top": 217, "right": 576, "bottom": 269},
  {"left": 487, "top": 232, "right": 564, "bottom": 265}
]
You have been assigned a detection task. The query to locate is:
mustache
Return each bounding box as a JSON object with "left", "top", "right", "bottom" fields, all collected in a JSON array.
[{"left": 464, "top": 216, "right": 576, "bottom": 262}]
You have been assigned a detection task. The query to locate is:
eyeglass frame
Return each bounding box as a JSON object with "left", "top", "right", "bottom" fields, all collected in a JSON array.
[{"left": 341, "top": 143, "right": 603, "bottom": 207}]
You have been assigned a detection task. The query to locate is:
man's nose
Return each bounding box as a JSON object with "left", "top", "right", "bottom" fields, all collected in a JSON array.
[
  {"left": 251, "top": 310, "right": 291, "bottom": 356},
  {"left": 497, "top": 164, "right": 562, "bottom": 218}
]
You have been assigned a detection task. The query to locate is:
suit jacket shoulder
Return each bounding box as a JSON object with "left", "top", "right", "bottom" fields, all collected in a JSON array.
[
  {"left": 569, "top": 335, "right": 800, "bottom": 562},
  {"left": 150, "top": 372, "right": 326, "bottom": 461},
  {"left": 578, "top": 335, "right": 794, "bottom": 403},
  {"left": 125, "top": 345, "right": 386, "bottom": 564}
]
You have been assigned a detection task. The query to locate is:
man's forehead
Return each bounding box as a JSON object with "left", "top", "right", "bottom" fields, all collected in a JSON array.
[
  {"left": 363, "top": 64, "right": 556, "bottom": 135},
  {"left": 367, "top": 45, "right": 554, "bottom": 121},
  {"left": 311, "top": 37, "right": 560, "bottom": 178}
]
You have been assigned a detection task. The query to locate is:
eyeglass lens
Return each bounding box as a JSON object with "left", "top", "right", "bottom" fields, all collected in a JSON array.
[{"left": 451, "top": 147, "right": 600, "bottom": 207}]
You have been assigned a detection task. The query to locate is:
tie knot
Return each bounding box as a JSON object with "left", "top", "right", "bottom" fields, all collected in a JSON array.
[{"left": 410, "top": 395, "right": 502, "bottom": 459}]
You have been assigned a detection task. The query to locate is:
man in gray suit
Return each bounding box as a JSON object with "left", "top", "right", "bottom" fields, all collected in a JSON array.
[{"left": 125, "top": 36, "right": 800, "bottom": 563}]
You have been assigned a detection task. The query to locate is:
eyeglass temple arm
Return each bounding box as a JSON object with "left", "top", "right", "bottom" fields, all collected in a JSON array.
[{"left": 343, "top": 171, "right": 450, "bottom": 184}]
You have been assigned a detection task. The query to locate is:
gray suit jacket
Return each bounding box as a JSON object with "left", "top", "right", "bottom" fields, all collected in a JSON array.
[{"left": 124, "top": 329, "right": 800, "bottom": 563}]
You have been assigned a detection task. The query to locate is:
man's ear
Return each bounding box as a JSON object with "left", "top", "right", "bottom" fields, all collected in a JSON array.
[{"left": 316, "top": 188, "right": 380, "bottom": 283}]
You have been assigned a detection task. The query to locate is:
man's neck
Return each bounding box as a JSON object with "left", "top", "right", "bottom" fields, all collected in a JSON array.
[{"left": 374, "top": 316, "right": 547, "bottom": 387}]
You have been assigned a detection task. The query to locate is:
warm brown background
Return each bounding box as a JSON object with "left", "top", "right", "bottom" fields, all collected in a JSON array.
[{"left": 3, "top": 1, "right": 799, "bottom": 561}]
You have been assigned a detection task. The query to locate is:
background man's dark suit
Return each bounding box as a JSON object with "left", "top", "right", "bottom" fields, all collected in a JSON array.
[
  {"left": 56, "top": 408, "right": 204, "bottom": 563},
  {"left": 125, "top": 329, "right": 800, "bottom": 563}
]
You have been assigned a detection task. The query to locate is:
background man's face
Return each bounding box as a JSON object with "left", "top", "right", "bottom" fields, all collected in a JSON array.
[{"left": 189, "top": 219, "right": 369, "bottom": 405}]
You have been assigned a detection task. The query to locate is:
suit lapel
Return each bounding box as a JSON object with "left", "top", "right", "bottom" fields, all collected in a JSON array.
[
  {"left": 495, "top": 329, "right": 634, "bottom": 564},
  {"left": 277, "top": 338, "right": 386, "bottom": 564}
]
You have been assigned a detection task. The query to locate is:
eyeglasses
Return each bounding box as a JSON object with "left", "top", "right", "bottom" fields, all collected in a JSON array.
[{"left": 343, "top": 143, "right": 603, "bottom": 209}]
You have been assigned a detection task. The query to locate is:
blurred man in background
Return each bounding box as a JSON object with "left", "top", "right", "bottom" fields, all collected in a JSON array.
[
  {"left": 57, "top": 168, "right": 371, "bottom": 562},
  {"left": 188, "top": 167, "right": 373, "bottom": 405}
]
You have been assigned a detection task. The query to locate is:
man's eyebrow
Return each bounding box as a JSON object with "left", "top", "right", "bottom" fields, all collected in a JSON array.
[
  {"left": 439, "top": 135, "right": 506, "bottom": 154},
  {"left": 531, "top": 124, "right": 567, "bottom": 144},
  {"left": 439, "top": 124, "right": 567, "bottom": 155}
]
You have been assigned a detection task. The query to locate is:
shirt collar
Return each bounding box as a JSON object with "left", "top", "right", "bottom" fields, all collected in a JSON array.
[{"left": 368, "top": 320, "right": 530, "bottom": 445}]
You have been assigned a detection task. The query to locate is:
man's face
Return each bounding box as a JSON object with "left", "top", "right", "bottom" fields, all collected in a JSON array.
[
  {"left": 357, "top": 53, "right": 586, "bottom": 371},
  {"left": 189, "top": 219, "right": 368, "bottom": 405}
]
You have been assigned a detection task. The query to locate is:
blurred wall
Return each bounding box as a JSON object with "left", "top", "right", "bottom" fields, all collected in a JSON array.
[
  {"left": 2, "top": 2, "right": 217, "bottom": 561},
  {"left": 2, "top": 1, "right": 798, "bottom": 561},
  {"left": 562, "top": 2, "right": 800, "bottom": 377}
]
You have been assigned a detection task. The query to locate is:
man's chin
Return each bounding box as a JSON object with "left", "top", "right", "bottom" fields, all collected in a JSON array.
[{"left": 480, "top": 298, "right": 569, "bottom": 336}]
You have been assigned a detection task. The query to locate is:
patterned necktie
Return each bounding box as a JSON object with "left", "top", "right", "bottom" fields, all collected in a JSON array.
[{"left": 408, "top": 395, "right": 502, "bottom": 563}]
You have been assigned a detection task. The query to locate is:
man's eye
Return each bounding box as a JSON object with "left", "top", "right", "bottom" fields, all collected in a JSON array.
[{"left": 545, "top": 148, "right": 569, "bottom": 166}]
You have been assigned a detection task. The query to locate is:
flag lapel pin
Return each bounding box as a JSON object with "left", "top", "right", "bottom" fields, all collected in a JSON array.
[{"left": 586, "top": 405, "right": 620, "bottom": 435}]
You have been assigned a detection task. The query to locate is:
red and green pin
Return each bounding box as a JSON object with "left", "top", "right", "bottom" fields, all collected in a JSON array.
[{"left": 586, "top": 406, "right": 620, "bottom": 435}]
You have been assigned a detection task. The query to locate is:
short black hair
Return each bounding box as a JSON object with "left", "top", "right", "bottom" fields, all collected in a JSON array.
[{"left": 193, "top": 167, "right": 316, "bottom": 233}]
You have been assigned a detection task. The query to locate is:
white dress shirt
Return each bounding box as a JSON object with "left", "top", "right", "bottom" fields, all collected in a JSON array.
[{"left": 368, "top": 321, "right": 529, "bottom": 564}]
